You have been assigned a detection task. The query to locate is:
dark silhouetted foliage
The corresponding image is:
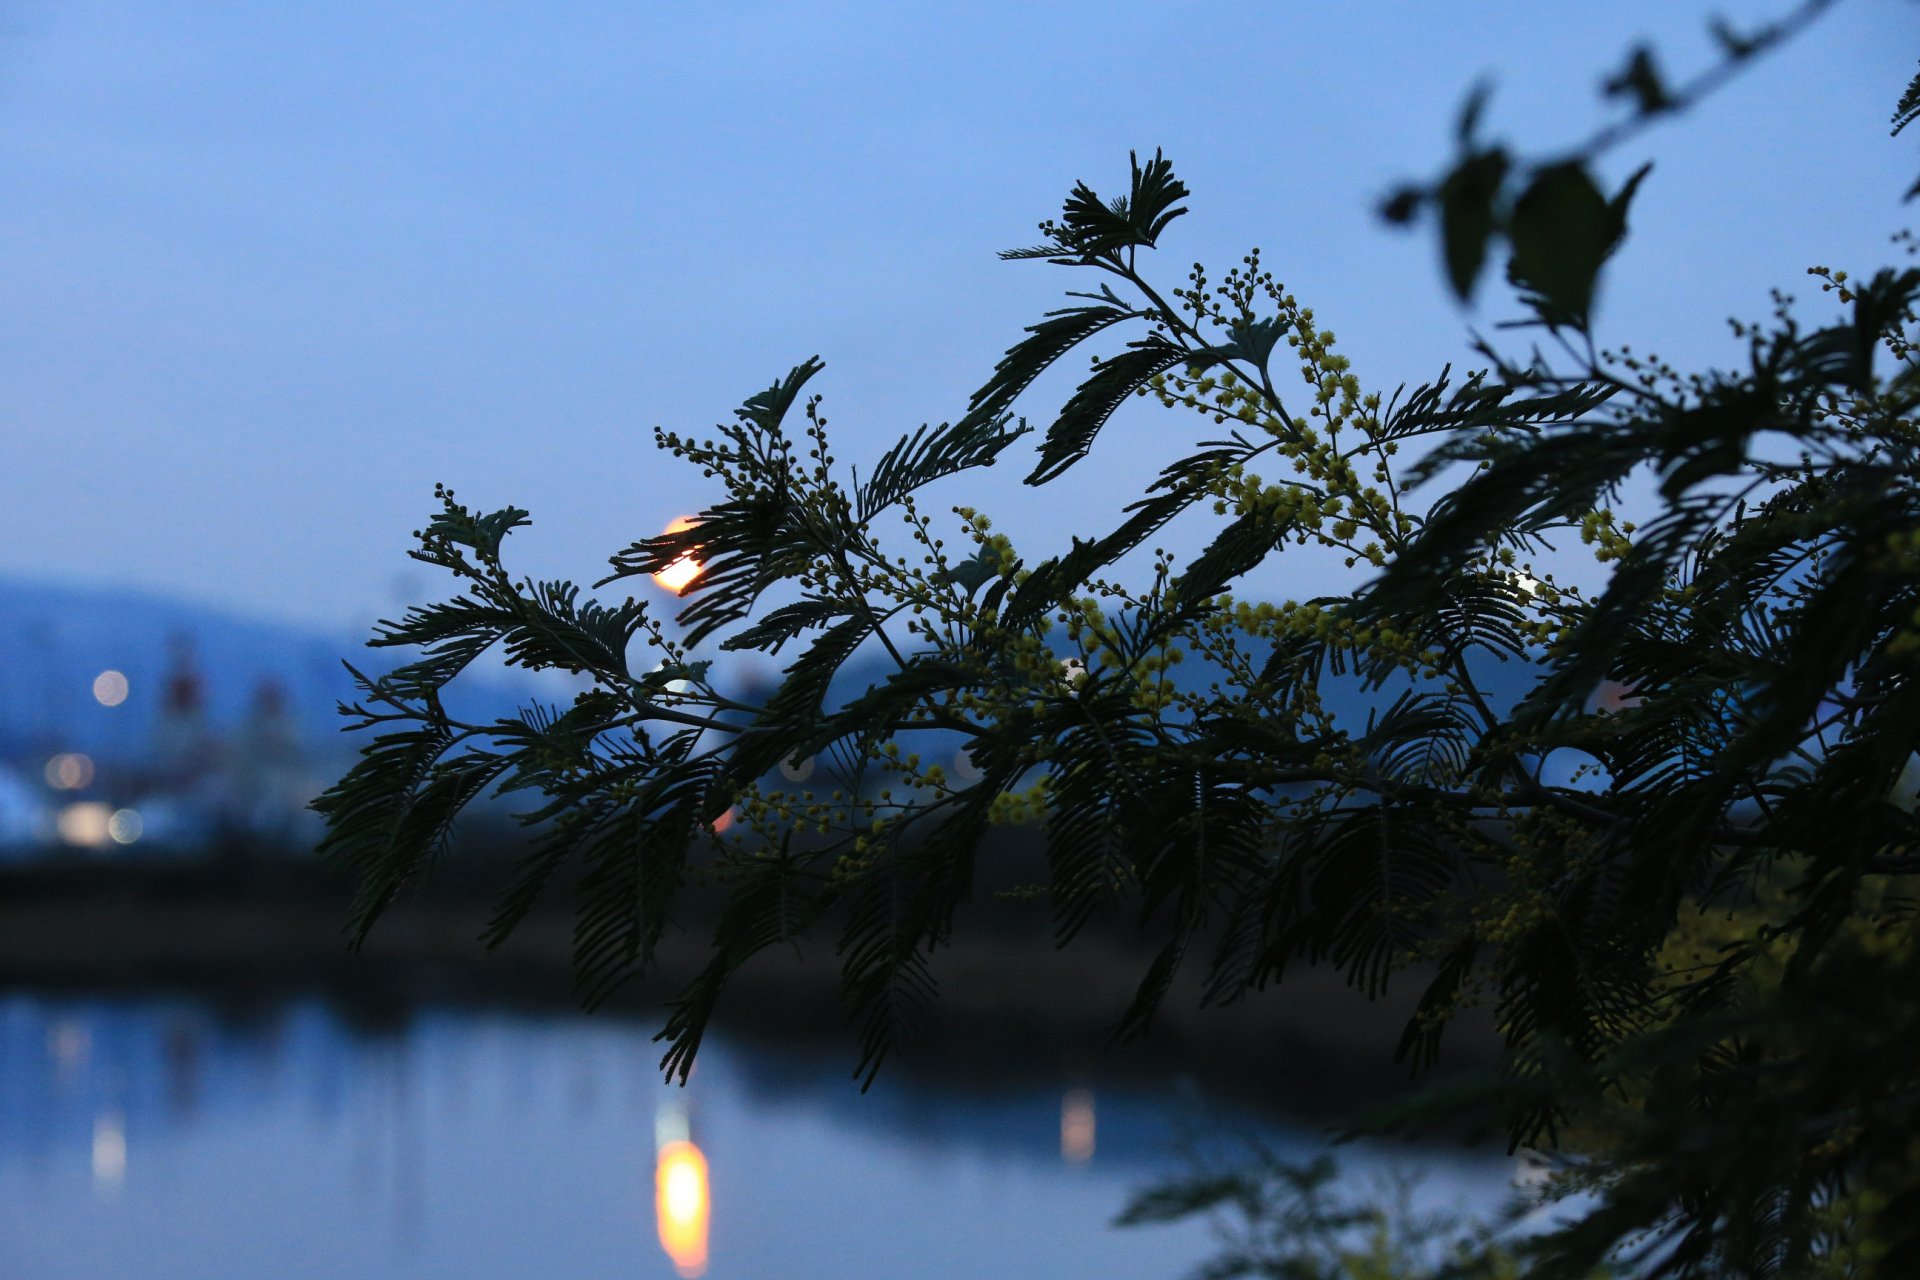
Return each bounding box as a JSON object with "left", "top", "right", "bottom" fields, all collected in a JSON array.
[{"left": 318, "top": 11, "right": 1920, "bottom": 1275}]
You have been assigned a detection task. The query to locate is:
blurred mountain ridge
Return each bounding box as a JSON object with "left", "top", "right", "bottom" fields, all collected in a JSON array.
[{"left": 0, "top": 574, "right": 555, "bottom": 762}]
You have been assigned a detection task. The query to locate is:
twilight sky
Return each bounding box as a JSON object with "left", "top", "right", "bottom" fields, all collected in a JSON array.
[{"left": 2, "top": 1, "right": 1914, "bottom": 634}]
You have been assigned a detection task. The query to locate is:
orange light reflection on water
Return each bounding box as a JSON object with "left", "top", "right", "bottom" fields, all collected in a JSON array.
[
  {"left": 1061, "top": 1088, "right": 1096, "bottom": 1163},
  {"left": 655, "top": 1139, "right": 710, "bottom": 1277}
]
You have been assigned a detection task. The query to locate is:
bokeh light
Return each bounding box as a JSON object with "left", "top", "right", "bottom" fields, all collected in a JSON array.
[
  {"left": 92, "top": 669, "right": 129, "bottom": 706},
  {"left": 44, "top": 753, "right": 95, "bottom": 791},
  {"left": 108, "top": 809, "right": 144, "bottom": 845},
  {"left": 56, "top": 802, "right": 113, "bottom": 848}
]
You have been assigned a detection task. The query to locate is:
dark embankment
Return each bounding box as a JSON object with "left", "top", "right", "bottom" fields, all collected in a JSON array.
[{"left": 0, "top": 850, "right": 1498, "bottom": 1121}]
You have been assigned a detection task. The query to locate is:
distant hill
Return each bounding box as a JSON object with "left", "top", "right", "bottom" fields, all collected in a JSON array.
[
  {"left": 0, "top": 572, "right": 1557, "bottom": 786},
  {"left": 0, "top": 576, "right": 559, "bottom": 764}
]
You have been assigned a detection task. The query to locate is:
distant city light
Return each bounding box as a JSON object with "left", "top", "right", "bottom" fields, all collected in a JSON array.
[
  {"left": 108, "top": 809, "right": 144, "bottom": 845},
  {"left": 709, "top": 809, "right": 734, "bottom": 835},
  {"left": 44, "top": 753, "right": 95, "bottom": 791},
  {"left": 655, "top": 1139, "right": 711, "bottom": 1277},
  {"left": 56, "top": 802, "right": 113, "bottom": 848},
  {"left": 92, "top": 669, "right": 129, "bottom": 707},
  {"left": 1060, "top": 1088, "right": 1096, "bottom": 1164},
  {"left": 92, "top": 1111, "right": 126, "bottom": 1192},
  {"left": 651, "top": 517, "right": 705, "bottom": 593}
]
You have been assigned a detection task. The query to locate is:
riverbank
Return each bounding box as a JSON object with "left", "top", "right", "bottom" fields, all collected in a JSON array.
[{"left": 0, "top": 856, "right": 1496, "bottom": 1119}]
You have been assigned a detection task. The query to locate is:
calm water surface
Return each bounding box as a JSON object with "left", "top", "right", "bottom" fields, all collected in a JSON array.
[{"left": 0, "top": 993, "right": 1513, "bottom": 1278}]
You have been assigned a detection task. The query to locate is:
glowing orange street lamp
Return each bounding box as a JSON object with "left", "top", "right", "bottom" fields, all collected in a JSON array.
[{"left": 652, "top": 516, "right": 705, "bottom": 593}]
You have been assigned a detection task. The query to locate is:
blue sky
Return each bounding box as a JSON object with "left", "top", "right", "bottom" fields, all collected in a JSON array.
[{"left": 2, "top": 1, "right": 1914, "bottom": 632}]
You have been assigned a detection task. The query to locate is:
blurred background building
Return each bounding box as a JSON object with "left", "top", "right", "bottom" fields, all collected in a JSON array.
[{"left": 0, "top": 576, "right": 552, "bottom": 860}]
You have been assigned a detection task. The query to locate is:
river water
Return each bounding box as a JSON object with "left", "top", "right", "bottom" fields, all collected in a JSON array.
[{"left": 0, "top": 992, "right": 1516, "bottom": 1278}]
